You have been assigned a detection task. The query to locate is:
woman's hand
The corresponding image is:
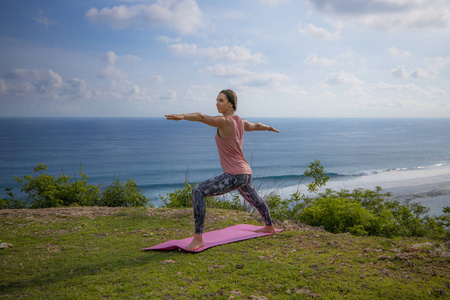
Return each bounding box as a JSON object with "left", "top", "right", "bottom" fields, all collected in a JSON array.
[
  {"left": 165, "top": 114, "right": 184, "bottom": 121},
  {"left": 244, "top": 120, "right": 280, "bottom": 133},
  {"left": 268, "top": 126, "right": 280, "bottom": 133}
]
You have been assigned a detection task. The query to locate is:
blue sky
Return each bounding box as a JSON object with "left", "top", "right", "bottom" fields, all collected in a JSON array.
[{"left": 1, "top": 0, "right": 449, "bottom": 118}]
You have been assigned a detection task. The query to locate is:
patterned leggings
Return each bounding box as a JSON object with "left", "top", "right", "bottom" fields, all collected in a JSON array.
[{"left": 192, "top": 173, "right": 273, "bottom": 234}]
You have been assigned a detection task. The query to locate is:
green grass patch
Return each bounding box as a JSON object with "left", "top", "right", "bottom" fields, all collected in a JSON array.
[{"left": 1, "top": 207, "right": 449, "bottom": 299}]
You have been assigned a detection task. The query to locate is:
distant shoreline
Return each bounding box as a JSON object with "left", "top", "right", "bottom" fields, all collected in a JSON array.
[{"left": 275, "top": 170, "right": 450, "bottom": 216}]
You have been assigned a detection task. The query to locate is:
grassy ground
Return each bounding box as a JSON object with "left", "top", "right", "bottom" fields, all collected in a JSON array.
[{"left": 1, "top": 207, "right": 449, "bottom": 299}]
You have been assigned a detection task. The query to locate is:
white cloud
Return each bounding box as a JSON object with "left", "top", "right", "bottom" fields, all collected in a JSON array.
[
  {"left": 0, "top": 64, "right": 148, "bottom": 104},
  {"left": 386, "top": 47, "right": 412, "bottom": 58},
  {"left": 376, "top": 82, "right": 447, "bottom": 97},
  {"left": 1, "top": 69, "right": 95, "bottom": 102},
  {"left": 410, "top": 68, "right": 433, "bottom": 79},
  {"left": 161, "top": 90, "right": 177, "bottom": 100},
  {"left": 168, "top": 43, "right": 265, "bottom": 63},
  {"left": 150, "top": 75, "right": 164, "bottom": 83},
  {"left": 224, "top": 11, "right": 245, "bottom": 20},
  {"left": 103, "top": 79, "right": 150, "bottom": 102},
  {"left": 34, "top": 10, "right": 55, "bottom": 27},
  {"left": 6, "top": 69, "right": 63, "bottom": 94},
  {"left": 390, "top": 65, "right": 436, "bottom": 79},
  {"left": 208, "top": 47, "right": 264, "bottom": 65},
  {"left": 65, "top": 78, "right": 91, "bottom": 98},
  {"left": 85, "top": 0, "right": 203, "bottom": 34},
  {"left": 168, "top": 43, "right": 198, "bottom": 55},
  {"left": 199, "top": 64, "right": 290, "bottom": 87},
  {"left": 98, "top": 66, "right": 127, "bottom": 79},
  {"left": 298, "top": 24, "right": 340, "bottom": 40},
  {"left": 304, "top": 54, "right": 336, "bottom": 66},
  {"left": 104, "top": 51, "right": 119, "bottom": 66},
  {"left": 424, "top": 56, "right": 450, "bottom": 76},
  {"left": 230, "top": 71, "right": 290, "bottom": 87},
  {"left": 279, "top": 86, "right": 309, "bottom": 98},
  {"left": 103, "top": 51, "right": 140, "bottom": 65},
  {"left": 390, "top": 66, "right": 409, "bottom": 78},
  {"left": 326, "top": 72, "right": 362, "bottom": 85},
  {"left": 200, "top": 64, "right": 252, "bottom": 77},
  {"left": 306, "top": 0, "right": 450, "bottom": 31},
  {"left": 339, "top": 48, "right": 356, "bottom": 60},
  {"left": 259, "top": 0, "right": 288, "bottom": 5},
  {"left": 98, "top": 51, "right": 140, "bottom": 79},
  {"left": 157, "top": 36, "right": 181, "bottom": 43},
  {"left": 183, "top": 85, "right": 216, "bottom": 103}
]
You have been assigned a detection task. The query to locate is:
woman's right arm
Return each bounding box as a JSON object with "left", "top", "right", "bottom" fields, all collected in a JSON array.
[{"left": 165, "top": 113, "right": 228, "bottom": 129}]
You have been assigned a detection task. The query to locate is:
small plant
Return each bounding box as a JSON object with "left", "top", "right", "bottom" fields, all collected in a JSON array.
[
  {"left": 159, "top": 181, "right": 195, "bottom": 208},
  {"left": 265, "top": 160, "right": 330, "bottom": 220},
  {"left": 303, "top": 160, "right": 330, "bottom": 193}
]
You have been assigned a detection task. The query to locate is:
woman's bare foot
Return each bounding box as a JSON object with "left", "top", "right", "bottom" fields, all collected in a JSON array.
[
  {"left": 185, "top": 234, "right": 204, "bottom": 251},
  {"left": 254, "top": 225, "right": 276, "bottom": 234}
]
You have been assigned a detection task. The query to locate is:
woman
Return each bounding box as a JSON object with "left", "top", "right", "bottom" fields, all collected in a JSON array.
[{"left": 165, "top": 89, "right": 279, "bottom": 251}]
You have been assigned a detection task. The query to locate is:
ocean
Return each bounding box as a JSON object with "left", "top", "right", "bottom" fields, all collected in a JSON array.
[{"left": 1, "top": 118, "right": 449, "bottom": 214}]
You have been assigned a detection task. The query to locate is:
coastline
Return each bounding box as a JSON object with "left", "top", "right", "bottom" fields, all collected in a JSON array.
[{"left": 386, "top": 182, "right": 450, "bottom": 216}]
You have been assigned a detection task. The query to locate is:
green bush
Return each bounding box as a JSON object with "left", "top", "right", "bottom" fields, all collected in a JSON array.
[
  {"left": 265, "top": 192, "right": 305, "bottom": 221},
  {"left": 100, "top": 179, "right": 149, "bottom": 207},
  {"left": 8, "top": 163, "right": 101, "bottom": 208},
  {"left": 0, "top": 163, "right": 150, "bottom": 208},
  {"left": 299, "top": 196, "right": 375, "bottom": 235},
  {"left": 159, "top": 182, "right": 194, "bottom": 208},
  {"left": 298, "top": 187, "right": 448, "bottom": 238}
]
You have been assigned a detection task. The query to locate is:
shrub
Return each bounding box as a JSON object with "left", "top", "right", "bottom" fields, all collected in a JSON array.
[
  {"left": 1, "top": 163, "right": 150, "bottom": 208},
  {"left": 159, "top": 182, "right": 194, "bottom": 208},
  {"left": 299, "top": 196, "right": 375, "bottom": 235},
  {"left": 265, "top": 192, "right": 304, "bottom": 221},
  {"left": 302, "top": 187, "right": 448, "bottom": 238},
  {"left": 100, "top": 179, "right": 150, "bottom": 207},
  {"left": 8, "top": 163, "right": 102, "bottom": 208}
]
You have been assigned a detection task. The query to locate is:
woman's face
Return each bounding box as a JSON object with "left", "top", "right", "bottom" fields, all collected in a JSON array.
[{"left": 216, "top": 93, "right": 233, "bottom": 114}]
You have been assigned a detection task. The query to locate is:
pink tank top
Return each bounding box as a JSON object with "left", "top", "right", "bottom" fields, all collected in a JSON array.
[{"left": 215, "top": 115, "right": 252, "bottom": 175}]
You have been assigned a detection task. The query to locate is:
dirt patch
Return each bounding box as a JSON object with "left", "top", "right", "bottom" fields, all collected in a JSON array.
[
  {"left": 0, "top": 207, "right": 326, "bottom": 233},
  {"left": 0, "top": 206, "right": 131, "bottom": 219}
]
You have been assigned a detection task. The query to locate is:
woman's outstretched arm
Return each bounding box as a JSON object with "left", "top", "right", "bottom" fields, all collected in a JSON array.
[
  {"left": 244, "top": 120, "right": 279, "bottom": 133},
  {"left": 165, "top": 113, "right": 229, "bottom": 129}
]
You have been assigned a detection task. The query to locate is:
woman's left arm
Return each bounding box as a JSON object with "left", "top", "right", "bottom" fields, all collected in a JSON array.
[{"left": 244, "top": 120, "right": 279, "bottom": 133}]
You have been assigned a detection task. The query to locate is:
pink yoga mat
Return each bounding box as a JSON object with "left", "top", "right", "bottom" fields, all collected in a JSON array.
[{"left": 141, "top": 224, "right": 282, "bottom": 253}]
